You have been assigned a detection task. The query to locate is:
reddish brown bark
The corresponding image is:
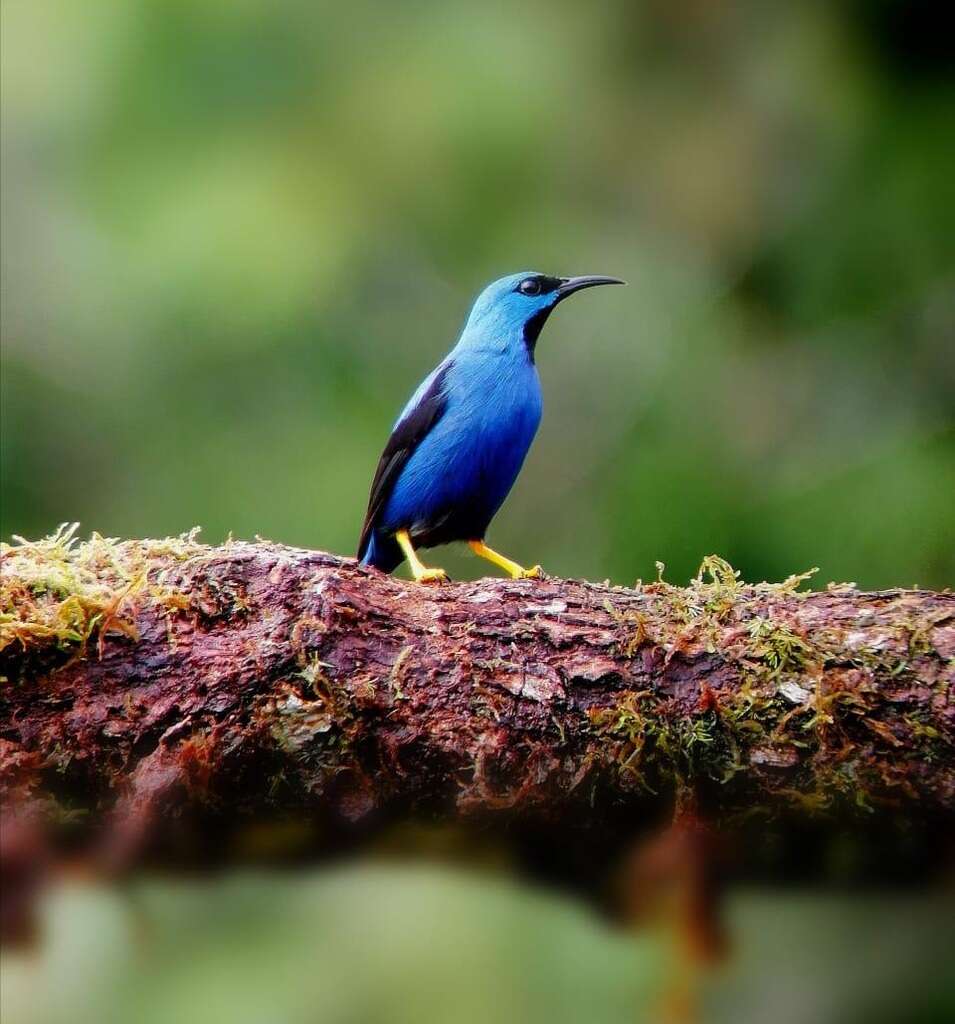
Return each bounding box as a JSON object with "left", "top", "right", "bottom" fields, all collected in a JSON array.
[{"left": 1, "top": 539, "right": 953, "bottom": 893}]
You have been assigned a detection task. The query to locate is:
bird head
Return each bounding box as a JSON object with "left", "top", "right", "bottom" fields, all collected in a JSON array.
[{"left": 460, "top": 271, "right": 624, "bottom": 356}]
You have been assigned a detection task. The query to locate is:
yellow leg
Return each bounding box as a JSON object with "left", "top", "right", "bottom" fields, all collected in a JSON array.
[
  {"left": 468, "top": 540, "right": 541, "bottom": 580},
  {"left": 395, "top": 529, "right": 447, "bottom": 584}
]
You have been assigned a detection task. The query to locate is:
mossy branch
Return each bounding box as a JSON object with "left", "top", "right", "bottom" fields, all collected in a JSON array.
[{"left": 1, "top": 529, "right": 953, "bottom": 890}]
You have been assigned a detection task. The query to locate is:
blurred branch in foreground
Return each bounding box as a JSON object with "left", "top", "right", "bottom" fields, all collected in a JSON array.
[{"left": 1, "top": 530, "right": 953, "bottom": 942}]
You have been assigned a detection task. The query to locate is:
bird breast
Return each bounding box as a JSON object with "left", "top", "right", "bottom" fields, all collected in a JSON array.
[{"left": 443, "top": 353, "right": 542, "bottom": 492}]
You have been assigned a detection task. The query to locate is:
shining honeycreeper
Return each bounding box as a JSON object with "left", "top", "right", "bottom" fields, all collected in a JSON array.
[{"left": 357, "top": 272, "right": 624, "bottom": 582}]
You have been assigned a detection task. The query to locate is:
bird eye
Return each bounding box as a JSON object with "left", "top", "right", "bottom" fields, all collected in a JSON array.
[{"left": 518, "top": 278, "right": 542, "bottom": 296}]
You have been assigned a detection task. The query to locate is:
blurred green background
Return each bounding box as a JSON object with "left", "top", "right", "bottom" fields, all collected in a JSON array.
[{"left": 2, "top": 1, "right": 953, "bottom": 1022}]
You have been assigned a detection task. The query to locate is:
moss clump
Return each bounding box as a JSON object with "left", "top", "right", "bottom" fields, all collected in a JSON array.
[
  {"left": 587, "top": 690, "right": 726, "bottom": 794},
  {"left": 608, "top": 555, "right": 820, "bottom": 660},
  {"left": 745, "top": 616, "right": 820, "bottom": 678},
  {"left": 587, "top": 691, "right": 660, "bottom": 791},
  {"left": 1, "top": 523, "right": 209, "bottom": 675},
  {"left": 1, "top": 524, "right": 136, "bottom": 663}
]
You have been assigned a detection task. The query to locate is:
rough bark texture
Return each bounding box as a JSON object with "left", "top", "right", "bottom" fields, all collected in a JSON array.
[{"left": 2, "top": 535, "right": 953, "bottom": 891}]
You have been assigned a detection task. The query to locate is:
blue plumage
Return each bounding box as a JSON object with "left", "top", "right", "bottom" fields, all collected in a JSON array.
[{"left": 358, "top": 271, "right": 623, "bottom": 579}]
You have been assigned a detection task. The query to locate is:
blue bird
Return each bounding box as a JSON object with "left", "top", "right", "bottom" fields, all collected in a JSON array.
[{"left": 357, "top": 272, "right": 624, "bottom": 582}]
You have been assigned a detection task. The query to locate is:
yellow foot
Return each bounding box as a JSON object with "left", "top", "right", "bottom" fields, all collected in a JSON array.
[
  {"left": 395, "top": 528, "right": 448, "bottom": 585},
  {"left": 413, "top": 566, "right": 448, "bottom": 585},
  {"left": 469, "top": 540, "right": 542, "bottom": 580}
]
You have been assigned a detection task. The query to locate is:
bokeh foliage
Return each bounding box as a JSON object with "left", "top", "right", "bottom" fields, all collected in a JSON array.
[
  {"left": 2, "top": 0, "right": 952, "bottom": 587},
  {"left": 2, "top": 3, "right": 954, "bottom": 1023}
]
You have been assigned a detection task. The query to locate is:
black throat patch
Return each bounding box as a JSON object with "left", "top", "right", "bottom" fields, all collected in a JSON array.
[{"left": 523, "top": 306, "right": 554, "bottom": 357}]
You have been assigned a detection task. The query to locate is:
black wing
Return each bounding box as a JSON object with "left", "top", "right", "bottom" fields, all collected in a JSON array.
[{"left": 356, "top": 362, "right": 451, "bottom": 558}]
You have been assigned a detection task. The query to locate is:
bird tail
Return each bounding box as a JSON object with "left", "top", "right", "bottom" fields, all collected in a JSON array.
[{"left": 359, "top": 532, "right": 403, "bottom": 574}]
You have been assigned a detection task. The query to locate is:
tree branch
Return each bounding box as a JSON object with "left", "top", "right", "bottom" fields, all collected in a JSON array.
[{"left": 2, "top": 533, "right": 953, "bottom": 889}]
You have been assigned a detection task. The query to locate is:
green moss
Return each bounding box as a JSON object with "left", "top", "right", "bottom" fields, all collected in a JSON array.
[
  {"left": 745, "top": 616, "right": 819, "bottom": 678},
  {"left": 1, "top": 524, "right": 135, "bottom": 661},
  {"left": 607, "top": 556, "right": 821, "bottom": 662},
  {"left": 588, "top": 691, "right": 661, "bottom": 792},
  {"left": 0, "top": 524, "right": 208, "bottom": 671},
  {"left": 588, "top": 691, "right": 728, "bottom": 793}
]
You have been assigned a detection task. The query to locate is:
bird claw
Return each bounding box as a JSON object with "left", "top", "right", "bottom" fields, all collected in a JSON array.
[
  {"left": 414, "top": 567, "right": 449, "bottom": 585},
  {"left": 516, "top": 565, "right": 543, "bottom": 580}
]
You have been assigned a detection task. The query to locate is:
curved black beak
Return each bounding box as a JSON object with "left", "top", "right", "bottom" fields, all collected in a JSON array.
[{"left": 555, "top": 275, "right": 626, "bottom": 301}]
